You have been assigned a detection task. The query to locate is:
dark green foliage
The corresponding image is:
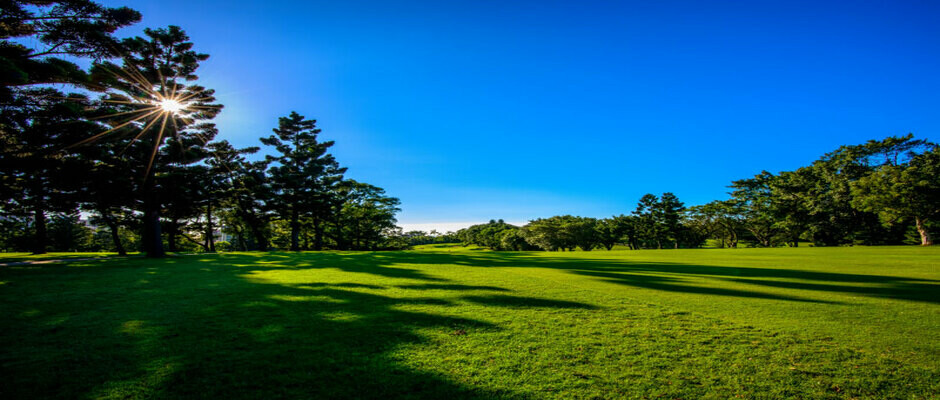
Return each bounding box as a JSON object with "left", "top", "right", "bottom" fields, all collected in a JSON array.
[
  {"left": 692, "top": 134, "right": 936, "bottom": 248},
  {"left": 47, "top": 213, "right": 93, "bottom": 251},
  {"left": 457, "top": 219, "right": 520, "bottom": 250},
  {"left": 0, "top": 88, "right": 95, "bottom": 253},
  {"left": 330, "top": 180, "right": 401, "bottom": 250},
  {"left": 595, "top": 216, "right": 627, "bottom": 250},
  {"left": 852, "top": 145, "right": 940, "bottom": 245},
  {"left": 261, "top": 111, "right": 346, "bottom": 251},
  {"left": 0, "top": 1, "right": 141, "bottom": 100},
  {"left": 631, "top": 193, "right": 688, "bottom": 249},
  {"left": 403, "top": 230, "right": 461, "bottom": 247}
]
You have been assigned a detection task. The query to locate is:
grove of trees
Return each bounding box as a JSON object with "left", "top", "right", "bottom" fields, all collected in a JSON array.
[
  {"left": 0, "top": 1, "right": 402, "bottom": 256},
  {"left": 458, "top": 135, "right": 938, "bottom": 251}
]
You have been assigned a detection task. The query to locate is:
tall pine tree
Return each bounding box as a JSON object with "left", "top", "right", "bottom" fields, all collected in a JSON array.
[{"left": 261, "top": 112, "right": 346, "bottom": 251}]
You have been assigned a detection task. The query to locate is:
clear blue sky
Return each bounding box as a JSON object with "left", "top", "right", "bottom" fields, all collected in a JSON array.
[{"left": 101, "top": 0, "right": 939, "bottom": 230}]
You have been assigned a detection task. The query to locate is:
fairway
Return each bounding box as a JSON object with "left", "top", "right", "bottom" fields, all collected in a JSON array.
[{"left": 1, "top": 247, "right": 938, "bottom": 399}]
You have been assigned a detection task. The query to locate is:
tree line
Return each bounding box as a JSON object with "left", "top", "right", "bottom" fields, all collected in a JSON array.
[
  {"left": 0, "top": 1, "right": 403, "bottom": 256},
  {"left": 458, "top": 135, "right": 938, "bottom": 251}
]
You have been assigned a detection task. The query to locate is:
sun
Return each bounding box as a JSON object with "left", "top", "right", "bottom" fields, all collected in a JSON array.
[
  {"left": 66, "top": 62, "right": 221, "bottom": 178},
  {"left": 157, "top": 97, "right": 186, "bottom": 114}
]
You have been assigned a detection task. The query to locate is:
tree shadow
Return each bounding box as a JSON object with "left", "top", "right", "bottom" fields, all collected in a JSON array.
[
  {"left": 1, "top": 253, "right": 605, "bottom": 399},
  {"left": 355, "top": 251, "right": 940, "bottom": 305},
  {"left": 396, "top": 283, "right": 510, "bottom": 292},
  {"left": 459, "top": 294, "right": 600, "bottom": 309}
]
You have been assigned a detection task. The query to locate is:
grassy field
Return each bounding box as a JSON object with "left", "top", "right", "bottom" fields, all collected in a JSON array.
[
  {"left": 0, "top": 252, "right": 130, "bottom": 263},
  {"left": 1, "top": 247, "right": 938, "bottom": 399}
]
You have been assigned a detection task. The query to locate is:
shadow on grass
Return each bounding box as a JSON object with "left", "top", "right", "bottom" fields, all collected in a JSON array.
[
  {"left": 459, "top": 294, "right": 599, "bottom": 309},
  {"left": 302, "top": 251, "right": 940, "bottom": 305},
  {"left": 2, "top": 254, "right": 573, "bottom": 399},
  {"left": 2, "top": 250, "right": 937, "bottom": 399},
  {"left": 397, "top": 283, "right": 510, "bottom": 292}
]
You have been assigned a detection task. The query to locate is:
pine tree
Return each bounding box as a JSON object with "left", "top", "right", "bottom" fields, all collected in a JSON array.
[
  {"left": 261, "top": 112, "right": 346, "bottom": 251},
  {"left": 88, "top": 26, "right": 221, "bottom": 257}
]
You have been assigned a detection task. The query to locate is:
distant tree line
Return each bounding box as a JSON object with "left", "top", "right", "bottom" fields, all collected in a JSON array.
[
  {"left": 458, "top": 135, "right": 939, "bottom": 251},
  {"left": 401, "top": 230, "right": 460, "bottom": 246},
  {"left": 0, "top": 1, "right": 404, "bottom": 255}
]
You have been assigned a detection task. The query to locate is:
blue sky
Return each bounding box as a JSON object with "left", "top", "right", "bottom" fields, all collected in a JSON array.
[{"left": 101, "top": 0, "right": 939, "bottom": 231}]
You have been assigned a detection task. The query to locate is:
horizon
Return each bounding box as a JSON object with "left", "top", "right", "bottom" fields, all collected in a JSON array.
[{"left": 99, "top": 0, "right": 938, "bottom": 229}]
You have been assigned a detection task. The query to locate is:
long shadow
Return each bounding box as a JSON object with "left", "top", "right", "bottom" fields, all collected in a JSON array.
[
  {"left": 397, "top": 283, "right": 510, "bottom": 292},
  {"left": 315, "top": 251, "right": 940, "bottom": 305},
  {"left": 575, "top": 269, "right": 841, "bottom": 304},
  {"left": 459, "top": 294, "right": 600, "bottom": 309},
  {"left": 2, "top": 251, "right": 937, "bottom": 398},
  {"left": 2, "top": 253, "right": 603, "bottom": 399},
  {"left": 719, "top": 277, "right": 940, "bottom": 304}
]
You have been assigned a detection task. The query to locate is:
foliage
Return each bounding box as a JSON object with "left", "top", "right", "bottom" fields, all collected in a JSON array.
[
  {"left": 852, "top": 146, "right": 940, "bottom": 245},
  {"left": 261, "top": 111, "right": 345, "bottom": 251}
]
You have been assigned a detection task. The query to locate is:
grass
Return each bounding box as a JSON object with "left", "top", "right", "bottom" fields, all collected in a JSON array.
[
  {"left": 0, "top": 252, "right": 132, "bottom": 263},
  {"left": 1, "top": 246, "right": 938, "bottom": 399}
]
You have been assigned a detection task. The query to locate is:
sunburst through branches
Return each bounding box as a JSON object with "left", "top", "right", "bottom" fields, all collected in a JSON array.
[{"left": 68, "top": 61, "right": 221, "bottom": 178}]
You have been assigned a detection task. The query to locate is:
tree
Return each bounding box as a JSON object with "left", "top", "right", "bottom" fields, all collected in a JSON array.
[
  {"left": 209, "top": 141, "right": 271, "bottom": 251},
  {"left": 633, "top": 194, "right": 662, "bottom": 249},
  {"left": 205, "top": 141, "right": 260, "bottom": 251},
  {"left": 0, "top": 89, "right": 91, "bottom": 253},
  {"left": 596, "top": 216, "right": 628, "bottom": 250},
  {"left": 262, "top": 111, "right": 345, "bottom": 251},
  {"left": 75, "top": 127, "right": 137, "bottom": 256},
  {"left": 632, "top": 193, "right": 684, "bottom": 249},
  {"left": 498, "top": 228, "right": 536, "bottom": 251},
  {"left": 455, "top": 219, "right": 516, "bottom": 250},
  {"left": 331, "top": 180, "right": 399, "bottom": 250},
  {"left": 657, "top": 192, "right": 685, "bottom": 249},
  {"left": 89, "top": 26, "right": 220, "bottom": 257},
  {"left": 0, "top": 1, "right": 141, "bottom": 100},
  {"left": 730, "top": 171, "right": 780, "bottom": 247},
  {"left": 852, "top": 146, "right": 940, "bottom": 245},
  {"left": 687, "top": 200, "right": 744, "bottom": 248},
  {"left": 566, "top": 217, "right": 599, "bottom": 251},
  {"left": 769, "top": 170, "right": 813, "bottom": 247},
  {"left": 521, "top": 216, "right": 575, "bottom": 251}
]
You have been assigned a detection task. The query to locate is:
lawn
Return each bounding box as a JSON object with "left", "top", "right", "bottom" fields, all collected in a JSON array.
[
  {"left": 0, "top": 252, "right": 130, "bottom": 264},
  {"left": 1, "top": 247, "right": 938, "bottom": 399}
]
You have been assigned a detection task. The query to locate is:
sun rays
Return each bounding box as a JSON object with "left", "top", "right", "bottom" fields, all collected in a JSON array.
[{"left": 65, "top": 61, "right": 222, "bottom": 178}]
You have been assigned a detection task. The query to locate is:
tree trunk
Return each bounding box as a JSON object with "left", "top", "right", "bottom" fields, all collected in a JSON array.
[
  {"left": 141, "top": 178, "right": 164, "bottom": 258},
  {"left": 313, "top": 216, "right": 323, "bottom": 251},
  {"left": 141, "top": 131, "right": 165, "bottom": 258},
  {"left": 249, "top": 222, "right": 268, "bottom": 251},
  {"left": 289, "top": 208, "right": 300, "bottom": 251},
  {"left": 100, "top": 210, "right": 126, "bottom": 256},
  {"left": 205, "top": 202, "right": 215, "bottom": 252},
  {"left": 916, "top": 216, "right": 934, "bottom": 246},
  {"left": 166, "top": 219, "right": 178, "bottom": 252},
  {"left": 32, "top": 206, "right": 46, "bottom": 255}
]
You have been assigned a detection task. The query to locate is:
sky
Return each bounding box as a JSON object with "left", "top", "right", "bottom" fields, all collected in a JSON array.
[{"left": 99, "top": 0, "right": 939, "bottom": 232}]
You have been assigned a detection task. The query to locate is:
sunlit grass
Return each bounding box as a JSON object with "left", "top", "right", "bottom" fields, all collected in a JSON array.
[{"left": 0, "top": 247, "right": 937, "bottom": 398}]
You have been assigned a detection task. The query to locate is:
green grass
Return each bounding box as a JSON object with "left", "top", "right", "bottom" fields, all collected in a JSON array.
[{"left": 1, "top": 247, "right": 938, "bottom": 399}]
